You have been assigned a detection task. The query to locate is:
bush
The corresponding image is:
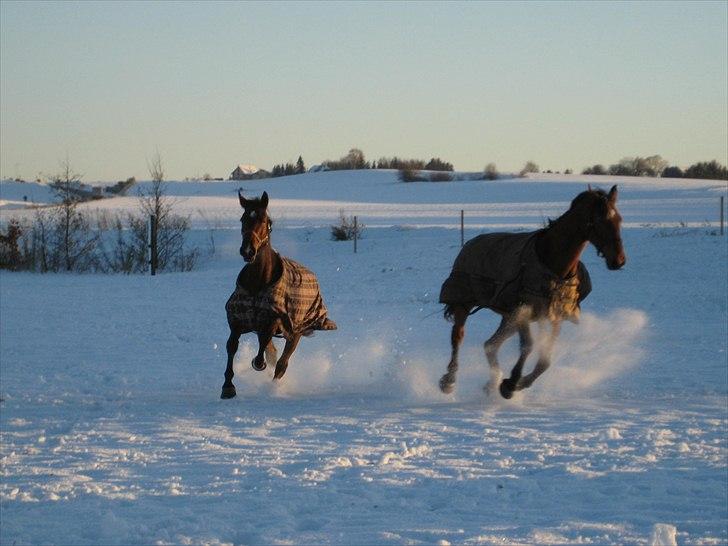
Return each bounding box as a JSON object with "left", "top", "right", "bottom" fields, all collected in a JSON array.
[
  {"left": 429, "top": 171, "right": 452, "bottom": 182},
  {"left": 398, "top": 168, "right": 425, "bottom": 182},
  {"left": 330, "top": 210, "right": 364, "bottom": 241},
  {"left": 107, "top": 177, "right": 136, "bottom": 195},
  {"left": 484, "top": 163, "right": 499, "bottom": 180},
  {"left": 520, "top": 161, "right": 539, "bottom": 176},
  {"left": 0, "top": 219, "right": 26, "bottom": 271},
  {"left": 95, "top": 213, "right": 149, "bottom": 273}
]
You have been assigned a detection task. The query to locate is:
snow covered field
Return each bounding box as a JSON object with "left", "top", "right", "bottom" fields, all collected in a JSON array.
[{"left": 1, "top": 172, "right": 726, "bottom": 545}]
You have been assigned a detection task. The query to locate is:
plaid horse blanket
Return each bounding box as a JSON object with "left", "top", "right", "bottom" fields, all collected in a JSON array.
[
  {"left": 226, "top": 255, "right": 336, "bottom": 339},
  {"left": 439, "top": 231, "right": 591, "bottom": 322}
]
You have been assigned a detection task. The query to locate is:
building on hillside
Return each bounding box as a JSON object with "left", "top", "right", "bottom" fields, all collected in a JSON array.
[{"left": 230, "top": 164, "right": 260, "bottom": 180}]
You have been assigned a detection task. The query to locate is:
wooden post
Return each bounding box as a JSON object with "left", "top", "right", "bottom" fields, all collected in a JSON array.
[
  {"left": 354, "top": 216, "right": 358, "bottom": 253},
  {"left": 460, "top": 209, "right": 464, "bottom": 247},
  {"left": 721, "top": 196, "right": 725, "bottom": 236},
  {"left": 149, "top": 214, "right": 157, "bottom": 276}
]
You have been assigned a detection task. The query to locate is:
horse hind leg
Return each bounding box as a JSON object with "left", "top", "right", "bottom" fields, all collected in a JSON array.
[
  {"left": 499, "top": 322, "right": 534, "bottom": 399},
  {"left": 515, "top": 320, "right": 560, "bottom": 392},
  {"left": 273, "top": 334, "right": 301, "bottom": 380},
  {"left": 439, "top": 305, "right": 469, "bottom": 394},
  {"left": 265, "top": 340, "right": 278, "bottom": 368},
  {"left": 483, "top": 315, "right": 519, "bottom": 396}
]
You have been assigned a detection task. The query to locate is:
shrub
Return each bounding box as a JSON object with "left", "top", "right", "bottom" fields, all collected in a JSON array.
[
  {"left": 429, "top": 171, "right": 452, "bottom": 182},
  {"left": 107, "top": 177, "right": 136, "bottom": 195},
  {"left": 398, "top": 168, "right": 425, "bottom": 182},
  {"left": 520, "top": 161, "right": 539, "bottom": 176},
  {"left": 95, "top": 212, "right": 149, "bottom": 273},
  {"left": 0, "top": 219, "right": 25, "bottom": 271},
  {"left": 484, "top": 163, "right": 499, "bottom": 180},
  {"left": 330, "top": 210, "right": 364, "bottom": 241}
]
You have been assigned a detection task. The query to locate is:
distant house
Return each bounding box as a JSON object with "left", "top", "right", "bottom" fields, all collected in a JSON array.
[{"left": 230, "top": 164, "right": 260, "bottom": 180}]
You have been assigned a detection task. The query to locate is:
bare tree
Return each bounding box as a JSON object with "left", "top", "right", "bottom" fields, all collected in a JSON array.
[
  {"left": 140, "top": 151, "right": 173, "bottom": 224},
  {"left": 48, "top": 157, "right": 97, "bottom": 271},
  {"left": 138, "top": 151, "right": 197, "bottom": 272}
]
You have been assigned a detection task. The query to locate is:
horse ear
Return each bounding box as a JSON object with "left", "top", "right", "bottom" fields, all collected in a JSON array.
[
  {"left": 587, "top": 184, "right": 592, "bottom": 192},
  {"left": 608, "top": 185, "right": 618, "bottom": 204},
  {"left": 238, "top": 190, "right": 247, "bottom": 208},
  {"left": 261, "top": 191, "right": 269, "bottom": 209}
]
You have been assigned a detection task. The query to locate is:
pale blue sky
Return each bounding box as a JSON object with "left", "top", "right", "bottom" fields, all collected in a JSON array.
[{"left": 1, "top": 0, "right": 726, "bottom": 181}]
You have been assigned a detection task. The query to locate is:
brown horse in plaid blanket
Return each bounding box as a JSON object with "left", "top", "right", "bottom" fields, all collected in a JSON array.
[{"left": 221, "top": 191, "right": 337, "bottom": 399}]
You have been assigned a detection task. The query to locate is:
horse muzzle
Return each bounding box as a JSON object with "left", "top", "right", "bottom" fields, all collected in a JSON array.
[
  {"left": 240, "top": 246, "right": 256, "bottom": 262},
  {"left": 607, "top": 254, "right": 626, "bottom": 270}
]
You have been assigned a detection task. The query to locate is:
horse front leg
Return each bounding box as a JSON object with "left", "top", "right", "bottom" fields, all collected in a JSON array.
[
  {"left": 516, "top": 320, "right": 561, "bottom": 392},
  {"left": 439, "top": 305, "right": 470, "bottom": 394},
  {"left": 273, "top": 333, "right": 301, "bottom": 380},
  {"left": 221, "top": 326, "right": 241, "bottom": 399}
]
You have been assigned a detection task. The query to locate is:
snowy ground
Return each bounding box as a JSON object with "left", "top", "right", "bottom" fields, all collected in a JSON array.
[{"left": 1, "top": 172, "right": 726, "bottom": 545}]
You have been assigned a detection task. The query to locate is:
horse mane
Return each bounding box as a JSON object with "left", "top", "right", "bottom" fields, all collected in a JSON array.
[{"left": 545, "top": 188, "right": 608, "bottom": 228}]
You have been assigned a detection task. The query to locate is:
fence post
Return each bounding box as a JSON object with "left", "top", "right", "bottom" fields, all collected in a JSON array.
[
  {"left": 460, "top": 209, "right": 464, "bottom": 247},
  {"left": 721, "top": 196, "right": 725, "bottom": 236},
  {"left": 149, "top": 214, "right": 157, "bottom": 276},
  {"left": 354, "top": 216, "right": 358, "bottom": 253}
]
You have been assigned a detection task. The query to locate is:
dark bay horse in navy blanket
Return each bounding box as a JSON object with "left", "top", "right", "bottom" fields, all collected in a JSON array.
[{"left": 439, "top": 186, "right": 626, "bottom": 399}]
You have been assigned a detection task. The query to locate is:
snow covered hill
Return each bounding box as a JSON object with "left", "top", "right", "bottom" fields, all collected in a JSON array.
[{"left": 1, "top": 171, "right": 726, "bottom": 545}]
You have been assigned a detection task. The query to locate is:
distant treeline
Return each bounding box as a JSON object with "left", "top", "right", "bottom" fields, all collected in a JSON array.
[
  {"left": 264, "top": 149, "right": 727, "bottom": 182},
  {"left": 582, "top": 157, "right": 727, "bottom": 180},
  {"left": 321, "top": 148, "right": 453, "bottom": 172}
]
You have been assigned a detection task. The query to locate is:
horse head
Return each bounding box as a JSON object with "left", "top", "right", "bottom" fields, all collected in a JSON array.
[
  {"left": 581, "top": 185, "right": 626, "bottom": 270},
  {"left": 238, "top": 190, "right": 272, "bottom": 262}
]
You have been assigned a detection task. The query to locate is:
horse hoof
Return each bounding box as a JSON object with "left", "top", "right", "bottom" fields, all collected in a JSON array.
[
  {"left": 220, "top": 386, "right": 237, "bottom": 399},
  {"left": 499, "top": 380, "right": 514, "bottom": 399},
  {"left": 439, "top": 377, "right": 455, "bottom": 394},
  {"left": 251, "top": 358, "right": 267, "bottom": 371},
  {"left": 273, "top": 364, "right": 288, "bottom": 380}
]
